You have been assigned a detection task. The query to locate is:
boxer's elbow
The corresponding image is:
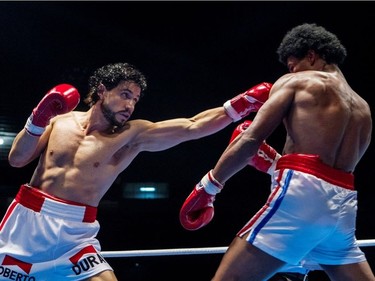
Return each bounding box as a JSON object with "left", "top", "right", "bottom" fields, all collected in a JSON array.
[{"left": 8, "top": 151, "right": 30, "bottom": 168}]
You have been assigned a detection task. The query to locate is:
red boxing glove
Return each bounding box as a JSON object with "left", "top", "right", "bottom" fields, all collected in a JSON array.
[
  {"left": 224, "top": 82, "right": 272, "bottom": 122},
  {"left": 25, "top": 84, "right": 80, "bottom": 136},
  {"left": 229, "top": 120, "right": 281, "bottom": 175},
  {"left": 179, "top": 170, "right": 223, "bottom": 231}
]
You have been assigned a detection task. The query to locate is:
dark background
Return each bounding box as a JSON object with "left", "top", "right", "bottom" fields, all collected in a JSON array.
[{"left": 0, "top": 2, "right": 374, "bottom": 280}]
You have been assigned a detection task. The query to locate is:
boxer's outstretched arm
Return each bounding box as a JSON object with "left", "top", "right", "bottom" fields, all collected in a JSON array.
[{"left": 133, "top": 82, "right": 272, "bottom": 152}]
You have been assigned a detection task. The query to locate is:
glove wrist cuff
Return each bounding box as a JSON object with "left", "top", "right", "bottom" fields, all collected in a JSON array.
[
  {"left": 223, "top": 101, "right": 241, "bottom": 122},
  {"left": 203, "top": 170, "right": 224, "bottom": 195},
  {"left": 25, "top": 115, "right": 45, "bottom": 136}
]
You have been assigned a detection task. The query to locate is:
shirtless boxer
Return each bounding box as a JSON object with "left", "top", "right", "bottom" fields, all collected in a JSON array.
[
  {"left": 181, "top": 119, "right": 312, "bottom": 281},
  {"left": 0, "top": 62, "right": 272, "bottom": 280},
  {"left": 180, "top": 23, "right": 374, "bottom": 280}
]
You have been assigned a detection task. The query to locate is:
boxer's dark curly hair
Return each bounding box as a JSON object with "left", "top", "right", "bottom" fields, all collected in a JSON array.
[
  {"left": 84, "top": 62, "right": 148, "bottom": 107},
  {"left": 277, "top": 23, "right": 347, "bottom": 66}
]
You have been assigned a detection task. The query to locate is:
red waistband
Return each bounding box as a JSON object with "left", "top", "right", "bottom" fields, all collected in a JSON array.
[
  {"left": 15, "top": 184, "right": 97, "bottom": 222},
  {"left": 276, "top": 154, "right": 354, "bottom": 190}
]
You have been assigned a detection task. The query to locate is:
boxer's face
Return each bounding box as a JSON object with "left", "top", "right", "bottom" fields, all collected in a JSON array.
[
  {"left": 99, "top": 81, "right": 141, "bottom": 127},
  {"left": 287, "top": 50, "right": 317, "bottom": 73},
  {"left": 287, "top": 56, "right": 311, "bottom": 73}
]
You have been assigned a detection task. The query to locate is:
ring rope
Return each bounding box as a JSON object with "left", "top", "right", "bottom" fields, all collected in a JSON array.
[{"left": 101, "top": 239, "right": 375, "bottom": 258}]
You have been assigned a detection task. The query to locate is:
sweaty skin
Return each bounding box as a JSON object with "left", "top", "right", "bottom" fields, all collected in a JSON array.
[
  {"left": 9, "top": 81, "right": 233, "bottom": 207},
  {"left": 7, "top": 61, "right": 272, "bottom": 280},
  {"left": 210, "top": 52, "right": 373, "bottom": 281},
  {"left": 214, "top": 60, "right": 372, "bottom": 184}
]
